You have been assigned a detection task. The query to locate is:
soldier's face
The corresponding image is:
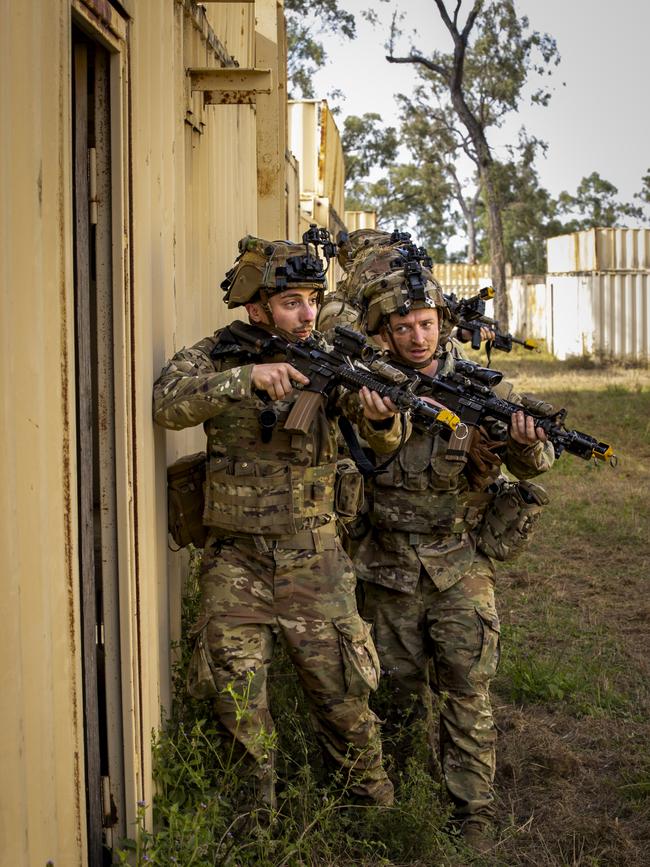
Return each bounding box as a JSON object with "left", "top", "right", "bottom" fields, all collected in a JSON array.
[
  {"left": 382, "top": 307, "right": 440, "bottom": 365},
  {"left": 248, "top": 288, "right": 319, "bottom": 338}
]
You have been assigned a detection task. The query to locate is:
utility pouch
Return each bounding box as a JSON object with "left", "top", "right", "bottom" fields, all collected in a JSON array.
[
  {"left": 334, "top": 458, "right": 364, "bottom": 519},
  {"left": 167, "top": 452, "right": 208, "bottom": 549},
  {"left": 476, "top": 479, "right": 549, "bottom": 562}
]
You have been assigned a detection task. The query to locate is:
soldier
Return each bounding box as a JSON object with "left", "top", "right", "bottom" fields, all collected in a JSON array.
[
  {"left": 153, "top": 232, "right": 404, "bottom": 811},
  {"left": 349, "top": 245, "right": 554, "bottom": 851}
]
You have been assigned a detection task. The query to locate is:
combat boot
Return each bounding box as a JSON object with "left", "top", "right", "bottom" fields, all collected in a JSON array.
[{"left": 459, "top": 818, "right": 494, "bottom": 854}]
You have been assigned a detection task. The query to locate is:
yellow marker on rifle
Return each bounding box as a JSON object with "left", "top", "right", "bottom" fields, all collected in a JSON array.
[
  {"left": 436, "top": 408, "right": 461, "bottom": 431},
  {"left": 593, "top": 442, "right": 616, "bottom": 463},
  {"left": 523, "top": 338, "right": 538, "bottom": 351},
  {"left": 479, "top": 286, "right": 495, "bottom": 300}
]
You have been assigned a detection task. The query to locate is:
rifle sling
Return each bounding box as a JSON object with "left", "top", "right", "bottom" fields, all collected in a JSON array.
[{"left": 337, "top": 414, "right": 407, "bottom": 480}]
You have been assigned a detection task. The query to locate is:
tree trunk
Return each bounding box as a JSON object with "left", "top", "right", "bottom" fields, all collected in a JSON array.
[
  {"left": 480, "top": 162, "right": 509, "bottom": 328},
  {"left": 466, "top": 215, "right": 477, "bottom": 264}
]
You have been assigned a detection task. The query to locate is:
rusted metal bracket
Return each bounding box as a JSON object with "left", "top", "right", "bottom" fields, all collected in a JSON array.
[{"left": 189, "top": 67, "right": 273, "bottom": 105}]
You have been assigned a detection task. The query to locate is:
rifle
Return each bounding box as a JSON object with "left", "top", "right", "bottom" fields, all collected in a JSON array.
[
  {"left": 221, "top": 321, "right": 460, "bottom": 436},
  {"left": 444, "top": 286, "right": 539, "bottom": 363},
  {"left": 342, "top": 328, "right": 615, "bottom": 465}
]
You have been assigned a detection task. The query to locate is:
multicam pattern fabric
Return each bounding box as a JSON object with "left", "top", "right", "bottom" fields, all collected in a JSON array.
[
  {"left": 353, "top": 347, "right": 554, "bottom": 823},
  {"left": 196, "top": 532, "right": 393, "bottom": 805},
  {"left": 361, "top": 560, "right": 500, "bottom": 822},
  {"left": 153, "top": 321, "right": 405, "bottom": 805}
]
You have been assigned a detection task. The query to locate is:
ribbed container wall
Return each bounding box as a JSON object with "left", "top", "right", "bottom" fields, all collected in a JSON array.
[
  {"left": 548, "top": 272, "right": 650, "bottom": 360},
  {"left": 509, "top": 276, "right": 549, "bottom": 345},
  {"left": 546, "top": 229, "right": 650, "bottom": 360},
  {"left": 1, "top": 1, "right": 270, "bottom": 864},
  {"left": 0, "top": 3, "right": 84, "bottom": 865},
  {"left": 344, "top": 211, "right": 377, "bottom": 231},
  {"left": 547, "top": 228, "right": 650, "bottom": 273}
]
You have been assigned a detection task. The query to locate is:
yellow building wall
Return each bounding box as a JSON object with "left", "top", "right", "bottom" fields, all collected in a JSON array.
[{"left": 0, "top": 0, "right": 293, "bottom": 864}]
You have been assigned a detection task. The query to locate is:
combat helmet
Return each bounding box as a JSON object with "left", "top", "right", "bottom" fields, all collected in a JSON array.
[
  {"left": 356, "top": 242, "right": 450, "bottom": 338},
  {"left": 221, "top": 224, "right": 337, "bottom": 308},
  {"left": 316, "top": 228, "right": 414, "bottom": 337}
]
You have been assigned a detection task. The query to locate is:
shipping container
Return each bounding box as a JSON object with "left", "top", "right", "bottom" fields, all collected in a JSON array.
[{"left": 547, "top": 227, "right": 650, "bottom": 274}]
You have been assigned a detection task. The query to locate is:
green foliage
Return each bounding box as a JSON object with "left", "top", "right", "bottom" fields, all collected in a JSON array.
[
  {"left": 558, "top": 171, "right": 644, "bottom": 230},
  {"left": 285, "top": 0, "right": 356, "bottom": 98},
  {"left": 634, "top": 167, "right": 650, "bottom": 219}
]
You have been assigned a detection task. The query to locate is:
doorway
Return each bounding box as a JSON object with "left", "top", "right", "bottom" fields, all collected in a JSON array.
[{"left": 72, "top": 23, "right": 125, "bottom": 865}]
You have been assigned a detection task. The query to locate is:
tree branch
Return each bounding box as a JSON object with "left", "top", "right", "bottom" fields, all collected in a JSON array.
[{"left": 385, "top": 53, "right": 448, "bottom": 79}]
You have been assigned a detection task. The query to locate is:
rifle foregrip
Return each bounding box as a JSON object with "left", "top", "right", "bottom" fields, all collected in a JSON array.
[{"left": 284, "top": 390, "right": 326, "bottom": 434}]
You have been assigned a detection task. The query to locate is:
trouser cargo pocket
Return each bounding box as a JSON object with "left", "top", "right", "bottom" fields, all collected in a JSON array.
[
  {"left": 186, "top": 613, "right": 218, "bottom": 699},
  {"left": 333, "top": 613, "right": 381, "bottom": 695}
]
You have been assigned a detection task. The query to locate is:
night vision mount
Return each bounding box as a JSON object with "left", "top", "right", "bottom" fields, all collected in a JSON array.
[
  {"left": 389, "top": 243, "right": 436, "bottom": 315},
  {"left": 274, "top": 224, "right": 337, "bottom": 290}
]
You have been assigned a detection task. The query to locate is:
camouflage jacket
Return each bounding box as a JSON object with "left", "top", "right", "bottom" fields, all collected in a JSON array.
[
  {"left": 153, "top": 322, "right": 406, "bottom": 538},
  {"left": 353, "top": 348, "right": 555, "bottom": 594}
]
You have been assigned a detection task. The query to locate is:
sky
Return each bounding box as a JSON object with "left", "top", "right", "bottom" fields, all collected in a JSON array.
[{"left": 310, "top": 0, "right": 650, "bottom": 207}]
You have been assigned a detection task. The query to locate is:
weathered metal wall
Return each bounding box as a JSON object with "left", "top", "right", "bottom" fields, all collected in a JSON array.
[
  {"left": 547, "top": 272, "right": 650, "bottom": 360},
  {"left": 1, "top": 2, "right": 85, "bottom": 864},
  {"left": 344, "top": 210, "right": 377, "bottom": 231},
  {"left": 509, "top": 275, "right": 550, "bottom": 345},
  {"left": 546, "top": 229, "right": 650, "bottom": 360},
  {"left": 288, "top": 99, "right": 346, "bottom": 238},
  {"left": 1, "top": 0, "right": 294, "bottom": 864},
  {"left": 430, "top": 262, "right": 494, "bottom": 295},
  {"left": 547, "top": 227, "right": 650, "bottom": 274}
]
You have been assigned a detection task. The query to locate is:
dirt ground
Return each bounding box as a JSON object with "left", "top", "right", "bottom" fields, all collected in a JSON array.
[{"left": 478, "top": 356, "right": 650, "bottom": 866}]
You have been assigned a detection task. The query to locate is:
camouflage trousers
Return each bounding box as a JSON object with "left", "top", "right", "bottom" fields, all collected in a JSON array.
[
  {"left": 195, "top": 530, "right": 394, "bottom": 806},
  {"left": 360, "top": 557, "right": 500, "bottom": 823}
]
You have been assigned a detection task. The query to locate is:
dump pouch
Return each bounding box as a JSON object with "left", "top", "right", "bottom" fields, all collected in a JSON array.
[
  {"left": 167, "top": 451, "right": 208, "bottom": 549},
  {"left": 476, "top": 479, "right": 549, "bottom": 562}
]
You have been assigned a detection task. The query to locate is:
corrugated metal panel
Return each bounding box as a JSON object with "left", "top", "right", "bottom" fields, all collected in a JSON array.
[
  {"left": 288, "top": 99, "right": 345, "bottom": 229},
  {"left": 288, "top": 101, "right": 319, "bottom": 200},
  {"left": 319, "top": 101, "right": 345, "bottom": 218},
  {"left": 509, "top": 276, "right": 549, "bottom": 345},
  {"left": 1, "top": 2, "right": 86, "bottom": 865},
  {"left": 345, "top": 211, "right": 376, "bottom": 231},
  {"left": 203, "top": 2, "right": 255, "bottom": 66},
  {"left": 547, "top": 228, "right": 650, "bottom": 273},
  {"left": 430, "top": 263, "right": 492, "bottom": 294},
  {"left": 548, "top": 272, "right": 650, "bottom": 360},
  {"left": 1, "top": 0, "right": 294, "bottom": 863}
]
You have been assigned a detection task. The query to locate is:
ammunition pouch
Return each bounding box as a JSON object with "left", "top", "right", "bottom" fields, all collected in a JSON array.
[
  {"left": 204, "top": 458, "right": 336, "bottom": 536},
  {"left": 334, "top": 458, "right": 364, "bottom": 520},
  {"left": 476, "top": 479, "right": 549, "bottom": 562},
  {"left": 167, "top": 452, "right": 208, "bottom": 549}
]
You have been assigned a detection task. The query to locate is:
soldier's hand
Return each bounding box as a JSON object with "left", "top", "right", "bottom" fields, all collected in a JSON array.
[
  {"left": 480, "top": 325, "right": 496, "bottom": 341},
  {"left": 510, "top": 410, "right": 547, "bottom": 445},
  {"left": 251, "top": 363, "right": 310, "bottom": 400},
  {"left": 359, "top": 386, "right": 398, "bottom": 421}
]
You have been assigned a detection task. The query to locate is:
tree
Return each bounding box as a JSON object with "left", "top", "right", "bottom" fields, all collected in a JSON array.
[
  {"left": 341, "top": 113, "right": 455, "bottom": 259},
  {"left": 285, "top": 0, "right": 356, "bottom": 98},
  {"left": 558, "top": 172, "right": 643, "bottom": 230},
  {"left": 475, "top": 136, "right": 566, "bottom": 274},
  {"left": 397, "top": 96, "right": 483, "bottom": 262},
  {"left": 386, "top": 0, "right": 560, "bottom": 327}
]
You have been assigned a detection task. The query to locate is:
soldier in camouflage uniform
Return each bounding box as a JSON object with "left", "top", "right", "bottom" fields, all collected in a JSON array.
[
  {"left": 153, "top": 233, "right": 404, "bottom": 809},
  {"left": 349, "top": 245, "right": 554, "bottom": 850}
]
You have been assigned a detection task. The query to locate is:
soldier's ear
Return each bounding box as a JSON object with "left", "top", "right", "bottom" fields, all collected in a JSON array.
[
  {"left": 245, "top": 301, "right": 264, "bottom": 323},
  {"left": 376, "top": 326, "right": 391, "bottom": 350}
]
